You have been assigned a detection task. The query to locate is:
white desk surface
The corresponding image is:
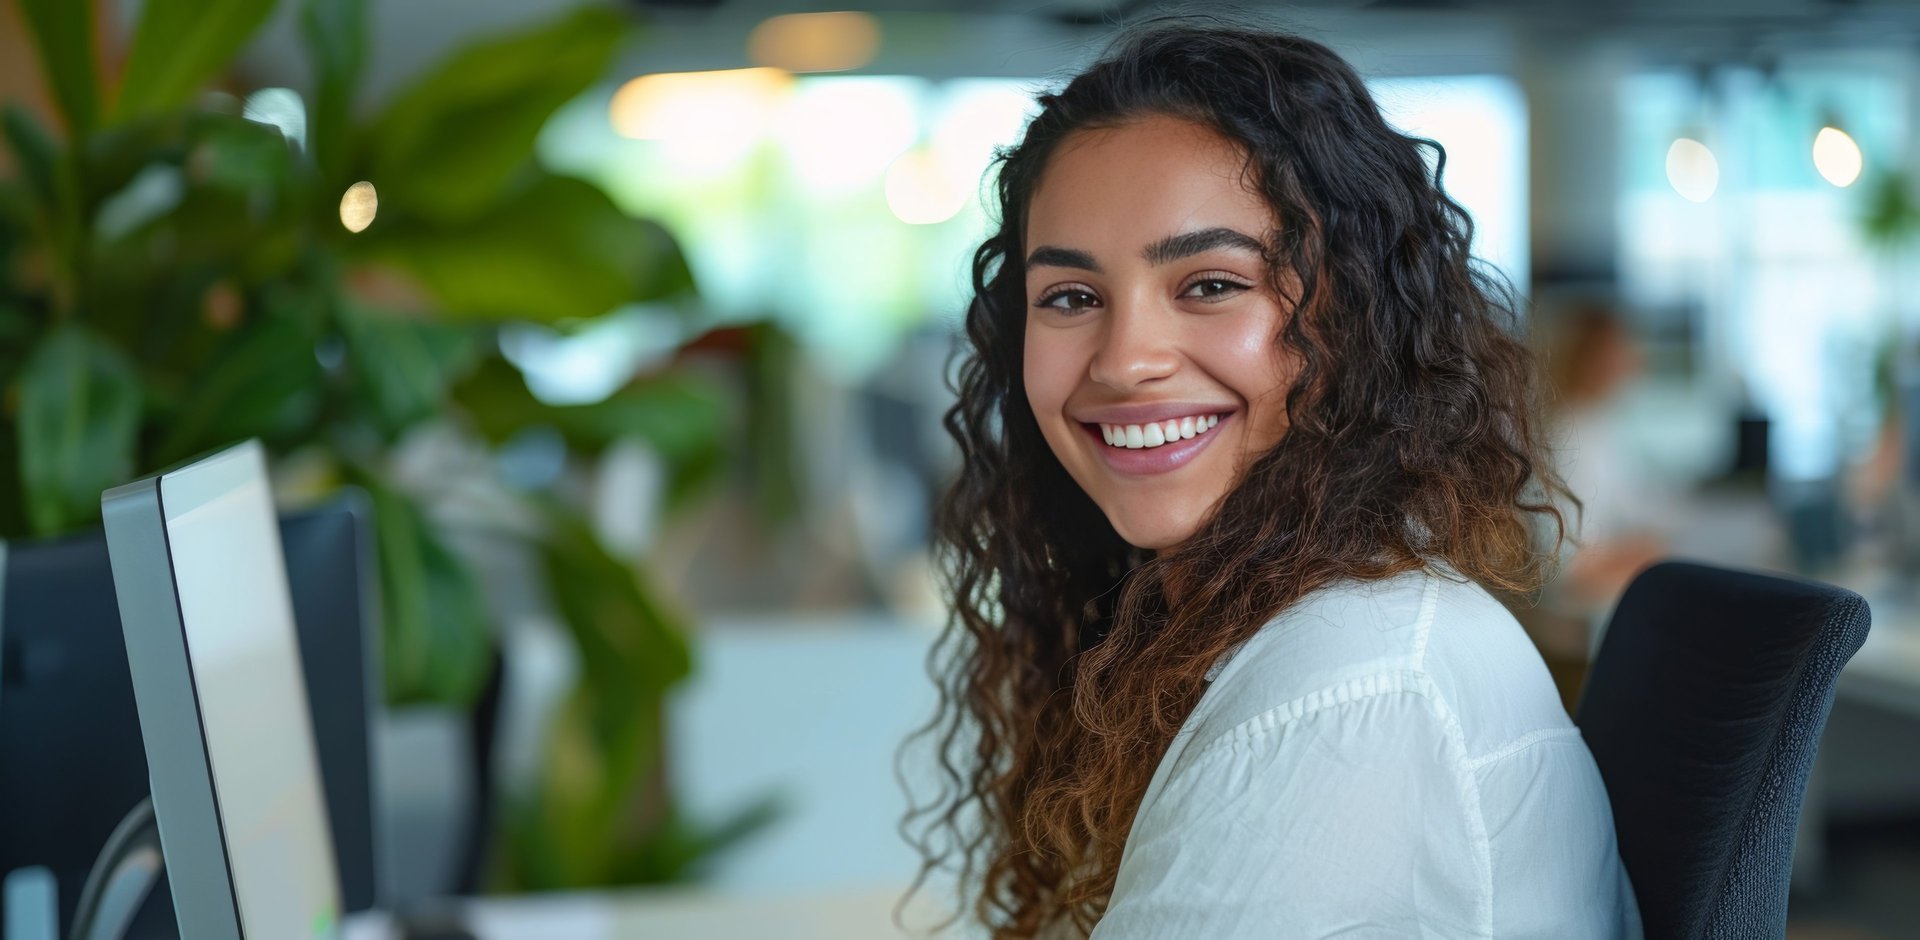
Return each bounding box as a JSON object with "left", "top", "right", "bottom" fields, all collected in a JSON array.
[
  {"left": 1836, "top": 583, "right": 1920, "bottom": 717},
  {"left": 1808, "top": 560, "right": 1920, "bottom": 715},
  {"left": 344, "top": 882, "right": 976, "bottom": 940}
]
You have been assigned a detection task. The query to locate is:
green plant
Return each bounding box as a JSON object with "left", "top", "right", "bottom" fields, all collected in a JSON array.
[
  {"left": 1861, "top": 168, "right": 1920, "bottom": 254},
  {"left": 1, "top": 0, "right": 776, "bottom": 890},
  {"left": 1859, "top": 169, "right": 1920, "bottom": 420}
]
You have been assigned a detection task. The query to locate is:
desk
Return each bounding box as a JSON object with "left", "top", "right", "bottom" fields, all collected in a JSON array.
[
  {"left": 1828, "top": 571, "right": 1920, "bottom": 717},
  {"left": 1794, "top": 570, "right": 1920, "bottom": 885},
  {"left": 1840, "top": 610, "right": 1920, "bottom": 717},
  {"left": 343, "top": 883, "right": 977, "bottom": 940}
]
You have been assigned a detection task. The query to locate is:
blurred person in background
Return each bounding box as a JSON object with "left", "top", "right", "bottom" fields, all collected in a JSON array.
[
  {"left": 1546, "top": 301, "right": 1671, "bottom": 617},
  {"left": 902, "top": 19, "right": 1639, "bottom": 940},
  {"left": 1526, "top": 300, "right": 1677, "bottom": 705}
]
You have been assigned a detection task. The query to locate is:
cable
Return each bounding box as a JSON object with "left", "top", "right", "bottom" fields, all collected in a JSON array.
[{"left": 65, "top": 797, "right": 163, "bottom": 940}]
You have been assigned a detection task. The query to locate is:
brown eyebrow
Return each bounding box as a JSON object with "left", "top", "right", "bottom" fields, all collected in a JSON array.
[
  {"left": 1026, "top": 245, "right": 1102, "bottom": 273},
  {"left": 1024, "top": 227, "right": 1267, "bottom": 274},
  {"left": 1141, "top": 227, "right": 1268, "bottom": 265}
]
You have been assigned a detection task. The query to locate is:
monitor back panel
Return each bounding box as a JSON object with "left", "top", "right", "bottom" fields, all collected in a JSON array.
[{"left": 0, "top": 497, "right": 381, "bottom": 931}]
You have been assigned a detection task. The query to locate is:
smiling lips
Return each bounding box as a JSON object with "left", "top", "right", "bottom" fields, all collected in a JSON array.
[
  {"left": 1080, "top": 411, "right": 1232, "bottom": 475},
  {"left": 1100, "top": 413, "right": 1220, "bottom": 449}
]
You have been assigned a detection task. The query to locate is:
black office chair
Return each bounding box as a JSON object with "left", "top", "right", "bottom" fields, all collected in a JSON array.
[{"left": 1576, "top": 560, "right": 1871, "bottom": 939}]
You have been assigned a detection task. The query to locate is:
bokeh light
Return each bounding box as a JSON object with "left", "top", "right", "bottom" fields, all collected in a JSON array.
[
  {"left": 1812, "top": 126, "right": 1863, "bottom": 188},
  {"left": 242, "top": 87, "right": 306, "bottom": 151},
  {"left": 747, "top": 12, "right": 880, "bottom": 73},
  {"left": 930, "top": 81, "right": 1037, "bottom": 209},
  {"left": 338, "top": 181, "right": 377, "bottom": 232},
  {"left": 609, "top": 67, "right": 792, "bottom": 174},
  {"left": 1665, "top": 137, "right": 1719, "bottom": 202},
  {"left": 884, "top": 148, "right": 967, "bottom": 225},
  {"left": 775, "top": 78, "right": 919, "bottom": 194}
]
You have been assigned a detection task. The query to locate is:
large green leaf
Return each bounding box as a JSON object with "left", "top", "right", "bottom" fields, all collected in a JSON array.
[
  {"left": 299, "top": 0, "right": 367, "bottom": 184},
  {"left": 452, "top": 356, "right": 728, "bottom": 507},
  {"left": 15, "top": 325, "right": 142, "bottom": 535},
  {"left": 15, "top": 0, "right": 99, "bottom": 137},
  {"left": 0, "top": 175, "right": 29, "bottom": 235},
  {"left": 0, "top": 408, "right": 24, "bottom": 539},
  {"left": 336, "top": 302, "right": 483, "bottom": 439},
  {"left": 0, "top": 304, "right": 32, "bottom": 350},
  {"left": 80, "top": 118, "right": 299, "bottom": 306},
  {"left": 540, "top": 502, "right": 692, "bottom": 732},
  {"left": 502, "top": 752, "right": 784, "bottom": 889},
  {"left": 607, "top": 795, "right": 785, "bottom": 884},
  {"left": 1862, "top": 170, "right": 1920, "bottom": 248},
  {"left": 0, "top": 304, "right": 37, "bottom": 539},
  {"left": 188, "top": 111, "right": 299, "bottom": 193},
  {"left": 503, "top": 690, "right": 651, "bottom": 888},
  {"left": 743, "top": 323, "right": 803, "bottom": 525},
  {"left": 113, "top": 0, "right": 276, "bottom": 122},
  {"left": 356, "top": 172, "right": 694, "bottom": 323},
  {"left": 0, "top": 180, "right": 31, "bottom": 286},
  {"left": 363, "top": 6, "right": 629, "bottom": 220},
  {"left": 151, "top": 307, "right": 323, "bottom": 466},
  {"left": 1, "top": 105, "right": 61, "bottom": 222},
  {"left": 502, "top": 502, "right": 694, "bottom": 888},
  {"left": 77, "top": 112, "right": 196, "bottom": 211},
  {"left": 348, "top": 467, "right": 494, "bottom": 706},
  {"left": 1, "top": 105, "right": 81, "bottom": 314}
]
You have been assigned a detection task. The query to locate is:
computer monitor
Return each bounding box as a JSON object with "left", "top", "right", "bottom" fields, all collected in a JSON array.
[
  {"left": 101, "top": 441, "right": 342, "bottom": 939},
  {"left": 0, "top": 496, "right": 383, "bottom": 933},
  {"left": 278, "top": 497, "right": 382, "bottom": 917}
]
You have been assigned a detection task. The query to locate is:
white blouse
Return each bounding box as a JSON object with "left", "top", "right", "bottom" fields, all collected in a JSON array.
[{"left": 1088, "top": 567, "right": 1643, "bottom": 939}]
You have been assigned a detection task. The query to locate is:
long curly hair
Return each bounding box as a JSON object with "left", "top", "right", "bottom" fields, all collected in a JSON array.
[{"left": 898, "top": 19, "right": 1571, "bottom": 939}]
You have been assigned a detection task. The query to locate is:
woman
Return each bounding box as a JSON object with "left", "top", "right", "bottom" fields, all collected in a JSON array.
[
  {"left": 1528, "top": 302, "right": 1672, "bottom": 710},
  {"left": 901, "top": 20, "right": 1641, "bottom": 940}
]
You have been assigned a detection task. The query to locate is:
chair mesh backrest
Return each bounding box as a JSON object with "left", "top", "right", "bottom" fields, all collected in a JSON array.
[{"left": 1576, "top": 561, "right": 1869, "bottom": 939}]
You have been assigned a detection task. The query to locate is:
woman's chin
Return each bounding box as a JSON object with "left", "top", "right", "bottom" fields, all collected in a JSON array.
[{"left": 1107, "top": 509, "right": 1204, "bottom": 553}]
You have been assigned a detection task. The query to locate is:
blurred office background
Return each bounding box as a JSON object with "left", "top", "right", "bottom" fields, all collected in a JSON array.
[{"left": 3, "top": 0, "right": 1920, "bottom": 936}]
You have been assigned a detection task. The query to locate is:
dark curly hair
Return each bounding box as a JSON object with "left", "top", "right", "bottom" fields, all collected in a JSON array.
[{"left": 897, "top": 19, "right": 1571, "bottom": 939}]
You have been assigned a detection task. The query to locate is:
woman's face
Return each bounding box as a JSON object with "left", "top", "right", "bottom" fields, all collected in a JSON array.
[{"left": 1023, "top": 114, "right": 1298, "bottom": 551}]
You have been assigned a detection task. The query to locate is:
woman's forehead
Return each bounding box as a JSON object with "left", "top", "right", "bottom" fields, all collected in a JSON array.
[{"left": 1024, "top": 116, "right": 1275, "bottom": 258}]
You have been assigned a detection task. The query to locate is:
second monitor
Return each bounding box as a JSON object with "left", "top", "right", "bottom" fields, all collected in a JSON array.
[{"left": 102, "top": 441, "right": 344, "bottom": 939}]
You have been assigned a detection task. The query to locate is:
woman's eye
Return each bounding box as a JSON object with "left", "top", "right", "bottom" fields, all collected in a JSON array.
[
  {"left": 1036, "top": 289, "right": 1099, "bottom": 314},
  {"left": 1183, "top": 278, "right": 1249, "bottom": 301}
]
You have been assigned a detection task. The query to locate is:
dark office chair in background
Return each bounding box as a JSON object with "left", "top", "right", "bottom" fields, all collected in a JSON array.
[{"left": 1576, "top": 560, "right": 1871, "bottom": 938}]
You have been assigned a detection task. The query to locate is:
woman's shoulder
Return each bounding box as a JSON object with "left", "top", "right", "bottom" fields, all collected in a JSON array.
[
  {"left": 1187, "top": 565, "right": 1570, "bottom": 761},
  {"left": 1122, "top": 567, "right": 1639, "bottom": 940},
  {"left": 1200, "top": 565, "right": 1441, "bottom": 699}
]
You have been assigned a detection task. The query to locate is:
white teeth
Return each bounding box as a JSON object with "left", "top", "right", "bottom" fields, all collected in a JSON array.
[{"left": 1099, "top": 413, "right": 1222, "bottom": 449}]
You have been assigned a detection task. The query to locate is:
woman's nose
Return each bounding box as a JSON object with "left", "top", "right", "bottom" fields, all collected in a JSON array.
[{"left": 1087, "top": 301, "right": 1179, "bottom": 391}]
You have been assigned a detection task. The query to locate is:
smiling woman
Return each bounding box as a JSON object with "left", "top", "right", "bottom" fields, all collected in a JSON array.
[
  {"left": 901, "top": 18, "right": 1642, "bottom": 940},
  {"left": 1022, "top": 116, "right": 1300, "bottom": 550}
]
